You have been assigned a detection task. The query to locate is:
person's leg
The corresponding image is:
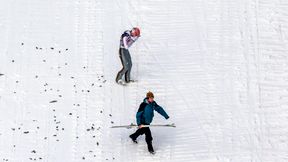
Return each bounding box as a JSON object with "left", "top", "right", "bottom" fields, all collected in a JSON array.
[
  {"left": 116, "top": 48, "right": 129, "bottom": 83},
  {"left": 129, "top": 128, "right": 145, "bottom": 141},
  {"left": 144, "top": 128, "right": 153, "bottom": 143},
  {"left": 145, "top": 128, "right": 154, "bottom": 153},
  {"left": 124, "top": 49, "right": 132, "bottom": 82}
]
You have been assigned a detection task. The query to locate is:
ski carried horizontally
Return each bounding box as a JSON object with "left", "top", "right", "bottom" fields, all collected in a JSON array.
[{"left": 111, "top": 123, "right": 176, "bottom": 129}]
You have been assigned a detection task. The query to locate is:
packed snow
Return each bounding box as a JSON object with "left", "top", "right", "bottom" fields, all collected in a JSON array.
[{"left": 1, "top": 0, "right": 288, "bottom": 162}]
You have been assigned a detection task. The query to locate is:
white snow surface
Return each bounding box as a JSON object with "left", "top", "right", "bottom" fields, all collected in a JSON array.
[{"left": 1, "top": 0, "right": 288, "bottom": 162}]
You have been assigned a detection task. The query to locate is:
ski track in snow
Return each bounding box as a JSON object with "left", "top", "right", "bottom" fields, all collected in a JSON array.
[{"left": 1, "top": 0, "right": 288, "bottom": 162}]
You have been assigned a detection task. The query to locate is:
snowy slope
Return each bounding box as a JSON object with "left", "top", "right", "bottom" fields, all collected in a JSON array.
[{"left": 1, "top": 0, "right": 288, "bottom": 162}]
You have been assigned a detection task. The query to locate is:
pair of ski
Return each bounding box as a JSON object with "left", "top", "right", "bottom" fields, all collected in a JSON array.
[{"left": 111, "top": 123, "right": 176, "bottom": 129}]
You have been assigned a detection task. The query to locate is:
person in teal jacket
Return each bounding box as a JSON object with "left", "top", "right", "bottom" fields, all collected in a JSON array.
[{"left": 129, "top": 91, "right": 169, "bottom": 154}]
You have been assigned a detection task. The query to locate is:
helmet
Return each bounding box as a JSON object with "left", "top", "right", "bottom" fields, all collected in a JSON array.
[{"left": 131, "top": 27, "right": 140, "bottom": 37}]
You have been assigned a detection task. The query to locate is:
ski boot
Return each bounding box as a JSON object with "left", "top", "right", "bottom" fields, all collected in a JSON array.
[
  {"left": 147, "top": 143, "right": 155, "bottom": 154},
  {"left": 129, "top": 135, "right": 138, "bottom": 144},
  {"left": 117, "top": 79, "right": 126, "bottom": 85}
]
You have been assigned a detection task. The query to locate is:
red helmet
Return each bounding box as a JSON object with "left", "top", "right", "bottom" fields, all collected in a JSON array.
[{"left": 131, "top": 27, "right": 140, "bottom": 37}]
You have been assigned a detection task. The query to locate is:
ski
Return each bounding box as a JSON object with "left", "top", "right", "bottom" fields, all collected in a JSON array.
[{"left": 111, "top": 123, "right": 176, "bottom": 129}]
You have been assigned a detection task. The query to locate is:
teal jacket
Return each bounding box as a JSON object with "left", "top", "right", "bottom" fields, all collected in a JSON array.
[{"left": 136, "top": 98, "right": 169, "bottom": 125}]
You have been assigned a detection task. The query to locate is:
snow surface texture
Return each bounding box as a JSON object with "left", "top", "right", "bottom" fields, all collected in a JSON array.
[{"left": 1, "top": 0, "right": 288, "bottom": 162}]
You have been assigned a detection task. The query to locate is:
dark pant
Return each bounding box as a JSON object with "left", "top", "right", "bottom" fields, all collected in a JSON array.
[
  {"left": 130, "top": 127, "right": 153, "bottom": 144},
  {"left": 116, "top": 48, "right": 132, "bottom": 83}
]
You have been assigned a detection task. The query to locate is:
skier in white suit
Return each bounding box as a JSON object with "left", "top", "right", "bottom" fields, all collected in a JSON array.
[{"left": 116, "top": 27, "right": 140, "bottom": 85}]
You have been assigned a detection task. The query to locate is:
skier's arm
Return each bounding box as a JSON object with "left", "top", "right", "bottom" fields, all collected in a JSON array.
[
  {"left": 126, "top": 36, "right": 139, "bottom": 48},
  {"left": 154, "top": 102, "right": 169, "bottom": 119},
  {"left": 131, "top": 36, "right": 139, "bottom": 42}
]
